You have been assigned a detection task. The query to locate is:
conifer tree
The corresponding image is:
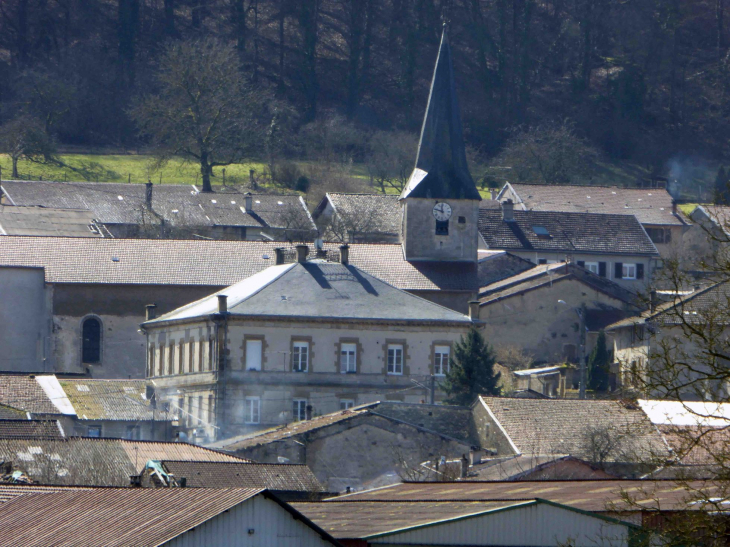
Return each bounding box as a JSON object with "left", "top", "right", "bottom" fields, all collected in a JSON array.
[
  {"left": 587, "top": 330, "right": 610, "bottom": 392},
  {"left": 442, "top": 328, "right": 501, "bottom": 406}
]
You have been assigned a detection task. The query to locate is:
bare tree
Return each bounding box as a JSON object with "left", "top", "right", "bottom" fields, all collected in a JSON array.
[
  {"left": 0, "top": 115, "right": 57, "bottom": 178},
  {"left": 132, "top": 39, "right": 265, "bottom": 193},
  {"left": 365, "top": 130, "right": 418, "bottom": 194}
]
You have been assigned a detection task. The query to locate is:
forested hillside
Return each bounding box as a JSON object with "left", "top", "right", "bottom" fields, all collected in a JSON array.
[{"left": 0, "top": 0, "right": 727, "bottom": 195}]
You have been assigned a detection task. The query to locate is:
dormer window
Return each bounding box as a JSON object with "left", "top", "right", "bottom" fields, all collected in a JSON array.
[
  {"left": 532, "top": 225, "right": 551, "bottom": 239},
  {"left": 435, "top": 220, "right": 449, "bottom": 235}
]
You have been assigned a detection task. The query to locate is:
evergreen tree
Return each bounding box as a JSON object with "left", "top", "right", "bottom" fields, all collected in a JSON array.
[
  {"left": 587, "top": 330, "right": 611, "bottom": 392},
  {"left": 715, "top": 166, "right": 729, "bottom": 205},
  {"left": 442, "top": 328, "right": 501, "bottom": 406}
]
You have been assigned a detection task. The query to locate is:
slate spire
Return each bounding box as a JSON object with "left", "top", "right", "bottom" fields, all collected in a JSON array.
[{"left": 400, "top": 26, "right": 481, "bottom": 201}]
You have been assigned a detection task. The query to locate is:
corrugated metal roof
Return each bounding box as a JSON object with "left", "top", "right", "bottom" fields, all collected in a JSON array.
[
  {"left": 0, "top": 487, "right": 263, "bottom": 546},
  {"left": 159, "top": 460, "right": 325, "bottom": 492},
  {"left": 331, "top": 479, "right": 721, "bottom": 512},
  {"left": 293, "top": 500, "right": 526, "bottom": 538},
  {"left": 0, "top": 484, "right": 92, "bottom": 503},
  {"left": 57, "top": 379, "right": 162, "bottom": 422}
]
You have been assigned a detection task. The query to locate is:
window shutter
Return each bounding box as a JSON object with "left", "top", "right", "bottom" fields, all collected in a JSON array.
[
  {"left": 637, "top": 263, "right": 645, "bottom": 279},
  {"left": 598, "top": 262, "right": 607, "bottom": 277},
  {"left": 577, "top": 261, "right": 585, "bottom": 268},
  {"left": 615, "top": 262, "right": 623, "bottom": 279}
]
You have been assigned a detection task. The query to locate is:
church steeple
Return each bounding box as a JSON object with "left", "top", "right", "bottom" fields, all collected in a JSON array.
[{"left": 400, "top": 27, "right": 481, "bottom": 201}]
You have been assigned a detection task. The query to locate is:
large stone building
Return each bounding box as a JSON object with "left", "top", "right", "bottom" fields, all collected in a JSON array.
[{"left": 142, "top": 249, "right": 474, "bottom": 442}]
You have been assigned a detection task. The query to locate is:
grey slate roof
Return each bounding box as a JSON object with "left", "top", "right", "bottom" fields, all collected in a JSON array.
[
  {"left": 477, "top": 250, "right": 534, "bottom": 287},
  {"left": 57, "top": 379, "right": 163, "bottom": 422},
  {"left": 478, "top": 209, "right": 659, "bottom": 256},
  {"left": 159, "top": 460, "right": 325, "bottom": 492},
  {"left": 401, "top": 30, "right": 481, "bottom": 201},
  {"left": 316, "top": 193, "right": 401, "bottom": 235},
  {"left": 500, "top": 183, "right": 686, "bottom": 226},
  {"left": 0, "top": 206, "right": 100, "bottom": 237},
  {"left": 0, "top": 237, "right": 478, "bottom": 291},
  {"left": 146, "top": 262, "right": 472, "bottom": 325},
  {"left": 0, "top": 420, "right": 64, "bottom": 439},
  {"left": 478, "top": 396, "right": 670, "bottom": 462},
  {"left": 0, "top": 375, "right": 59, "bottom": 415},
  {"left": 1, "top": 181, "right": 315, "bottom": 231}
]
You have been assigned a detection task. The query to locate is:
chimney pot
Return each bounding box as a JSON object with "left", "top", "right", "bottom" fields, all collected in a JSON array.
[
  {"left": 305, "top": 404, "right": 313, "bottom": 420},
  {"left": 502, "top": 199, "right": 515, "bottom": 222},
  {"left": 296, "top": 245, "right": 308, "bottom": 263},
  {"left": 145, "top": 304, "right": 157, "bottom": 321},
  {"left": 244, "top": 192, "right": 253, "bottom": 212},
  {"left": 460, "top": 454, "right": 469, "bottom": 479},
  {"left": 339, "top": 244, "right": 350, "bottom": 265},
  {"left": 217, "top": 294, "right": 228, "bottom": 314},
  {"left": 468, "top": 301, "right": 480, "bottom": 321},
  {"left": 274, "top": 248, "right": 285, "bottom": 265}
]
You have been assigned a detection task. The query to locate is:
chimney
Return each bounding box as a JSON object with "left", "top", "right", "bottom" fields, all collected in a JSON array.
[
  {"left": 249, "top": 169, "right": 257, "bottom": 189},
  {"left": 145, "top": 182, "right": 153, "bottom": 209},
  {"left": 490, "top": 189, "right": 497, "bottom": 200},
  {"left": 650, "top": 289, "right": 657, "bottom": 313},
  {"left": 339, "top": 244, "right": 349, "bottom": 265},
  {"left": 217, "top": 294, "right": 228, "bottom": 314},
  {"left": 502, "top": 199, "right": 515, "bottom": 222},
  {"left": 145, "top": 304, "right": 157, "bottom": 321},
  {"left": 672, "top": 200, "right": 677, "bottom": 215},
  {"left": 244, "top": 192, "right": 253, "bottom": 212},
  {"left": 305, "top": 404, "right": 313, "bottom": 420},
  {"left": 274, "top": 248, "right": 285, "bottom": 265},
  {"left": 296, "top": 244, "right": 308, "bottom": 263},
  {"left": 460, "top": 454, "right": 469, "bottom": 479},
  {"left": 468, "top": 301, "right": 480, "bottom": 321},
  {"left": 469, "top": 447, "right": 482, "bottom": 466},
  {"left": 179, "top": 477, "right": 187, "bottom": 488}
]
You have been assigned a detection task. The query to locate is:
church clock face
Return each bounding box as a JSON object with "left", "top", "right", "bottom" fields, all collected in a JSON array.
[{"left": 432, "top": 202, "right": 452, "bottom": 221}]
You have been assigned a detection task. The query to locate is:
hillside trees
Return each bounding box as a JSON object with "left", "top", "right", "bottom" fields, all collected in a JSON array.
[{"left": 132, "top": 39, "right": 266, "bottom": 193}]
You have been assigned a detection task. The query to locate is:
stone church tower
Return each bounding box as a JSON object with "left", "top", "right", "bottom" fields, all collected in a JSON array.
[{"left": 400, "top": 27, "right": 482, "bottom": 262}]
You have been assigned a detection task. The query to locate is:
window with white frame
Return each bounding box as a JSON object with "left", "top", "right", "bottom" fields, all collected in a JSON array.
[
  {"left": 246, "top": 339, "right": 263, "bottom": 371},
  {"left": 623, "top": 263, "right": 637, "bottom": 279},
  {"left": 387, "top": 344, "right": 404, "bottom": 375},
  {"left": 584, "top": 262, "right": 599, "bottom": 275},
  {"left": 245, "top": 396, "right": 260, "bottom": 424},
  {"left": 434, "top": 345, "right": 450, "bottom": 376},
  {"left": 292, "top": 341, "right": 309, "bottom": 372},
  {"left": 340, "top": 399, "right": 355, "bottom": 410},
  {"left": 340, "top": 343, "right": 357, "bottom": 373},
  {"left": 293, "top": 398, "right": 307, "bottom": 421}
]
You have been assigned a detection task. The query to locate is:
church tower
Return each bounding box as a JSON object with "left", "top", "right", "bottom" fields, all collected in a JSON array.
[{"left": 400, "top": 27, "right": 481, "bottom": 262}]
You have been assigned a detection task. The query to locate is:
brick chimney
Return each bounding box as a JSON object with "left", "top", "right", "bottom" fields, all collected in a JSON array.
[
  {"left": 460, "top": 454, "right": 469, "bottom": 478},
  {"left": 468, "top": 301, "right": 480, "bottom": 321},
  {"left": 339, "top": 244, "right": 349, "bottom": 265},
  {"left": 145, "top": 182, "right": 153, "bottom": 209},
  {"left": 296, "top": 245, "right": 308, "bottom": 263},
  {"left": 244, "top": 192, "right": 253, "bottom": 212},
  {"left": 502, "top": 199, "right": 515, "bottom": 222},
  {"left": 145, "top": 304, "right": 157, "bottom": 321},
  {"left": 490, "top": 189, "right": 497, "bottom": 200},
  {"left": 217, "top": 295, "right": 228, "bottom": 314},
  {"left": 274, "top": 248, "right": 285, "bottom": 265}
]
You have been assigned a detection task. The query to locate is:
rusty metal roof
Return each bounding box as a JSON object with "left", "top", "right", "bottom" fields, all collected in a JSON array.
[
  {"left": 159, "top": 460, "right": 325, "bottom": 492},
  {"left": 293, "top": 500, "right": 526, "bottom": 539},
  {"left": 330, "top": 479, "right": 724, "bottom": 512}
]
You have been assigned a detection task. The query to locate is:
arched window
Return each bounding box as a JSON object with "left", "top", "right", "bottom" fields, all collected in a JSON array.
[{"left": 81, "top": 317, "right": 102, "bottom": 364}]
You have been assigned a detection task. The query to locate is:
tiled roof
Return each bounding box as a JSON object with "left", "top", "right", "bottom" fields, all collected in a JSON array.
[
  {"left": 479, "top": 262, "right": 639, "bottom": 305},
  {"left": 0, "top": 420, "right": 63, "bottom": 439},
  {"left": 159, "top": 460, "right": 325, "bottom": 492},
  {"left": 58, "top": 379, "right": 163, "bottom": 422},
  {"left": 370, "top": 402, "right": 475, "bottom": 444},
  {"left": 477, "top": 250, "right": 534, "bottom": 287},
  {"left": 0, "top": 206, "right": 100, "bottom": 237},
  {"left": 0, "top": 375, "right": 59, "bottom": 415},
  {"left": 332, "top": 479, "right": 721, "bottom": 512},
  {"left": 0, "top": 237, "right": 478, "bottom": 291},
  {"left": 148, "top": 262, "right": 472, "bottom": 326},
  {"left": 1, "top": 181, "right": 315, "bottom": 231},
  {"left": 479, "top": 209, "right": 659, "bottom": 256},
  {"left": 0, "top": 487, "right": 265, "bottom": 547},
  {"left": 479, "top": 396, "right": 669, "bottom": 462},
  {"left": 0, "top": 405, "right": 27, "bottom": 420},
  {"left": 0, "top": 438, "right": 248, "bottom": 486},
  {"left": 293, "top": 500, "right": 524, "bottom": 539},
  {"left": 322, "top": 193, "right": 401, "bottom": 234},
  {"left": 502, "top": 183, "right": 686, "bottom": 226}
]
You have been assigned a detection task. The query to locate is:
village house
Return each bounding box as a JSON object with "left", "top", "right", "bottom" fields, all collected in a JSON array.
[
  {"left": 479, "top": 200, "right": 661, "bottom": 289},
  {"left": 497, "top": 182, "right": 689, "bottom": 257},
  {"left": 0, "top": 487, "right": 342, "bottom": 547},
  {"left": 0, "top": 180, "right": 317, "bottom": 241},
  {"left": 478, "top": 262, "right": 641, "bottom": 368},
  {"left": 142, "top": 251, "right": 474, "bottom": 443},
  {"left": 605, "top": 282, "right": 730, "bottom": 399}
]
